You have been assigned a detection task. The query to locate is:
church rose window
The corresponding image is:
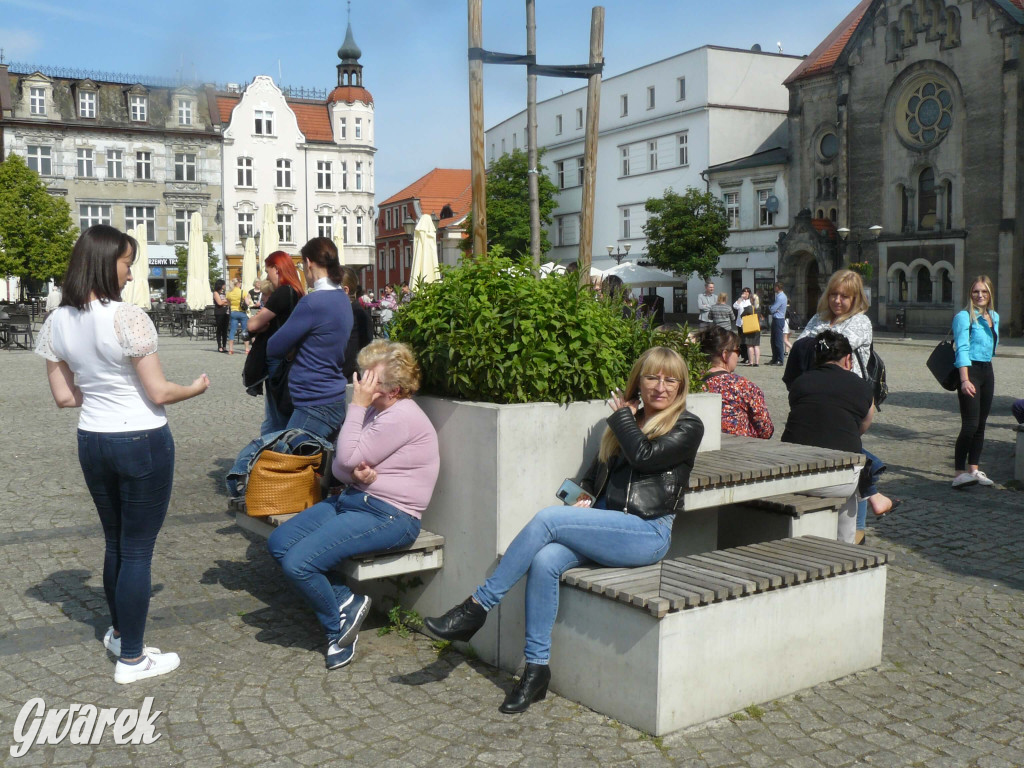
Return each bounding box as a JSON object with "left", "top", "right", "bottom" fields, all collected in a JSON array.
[{"left": 899, "top": 78, "right": 953, "bottom": 149}]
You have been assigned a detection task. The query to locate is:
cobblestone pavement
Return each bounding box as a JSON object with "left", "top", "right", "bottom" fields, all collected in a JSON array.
[{"left": 0, "top": 333, "right": 1022, "bottom": 767}]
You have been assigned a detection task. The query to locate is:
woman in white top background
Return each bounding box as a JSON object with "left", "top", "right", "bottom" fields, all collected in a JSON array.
[{"left": 36, "top": 225, "right": 210, "bottom": 684}]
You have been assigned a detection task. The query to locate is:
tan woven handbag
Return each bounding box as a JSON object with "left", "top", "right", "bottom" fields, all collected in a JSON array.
[{"left": 245, "top": 450, "right": 323, "bottom": 517}]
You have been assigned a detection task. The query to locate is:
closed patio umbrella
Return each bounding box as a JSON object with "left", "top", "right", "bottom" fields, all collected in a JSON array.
[
  {"left": 185, "top": 212, "right": 213, "bottom": 310},
  {"left": 409, "top": 214, "right": 440, "bottom": 287},
  {"left": 334, "top": 231, "right": 346, "bottom": 266},
  {"left": 121, "top": 226, "right": 151, "bottom": 308},
  {"left": 260, "top": 204, "right": 279, "bottom": 259},
  {"left": 241, "top": 235, "right": 258, "bottom": 295}
]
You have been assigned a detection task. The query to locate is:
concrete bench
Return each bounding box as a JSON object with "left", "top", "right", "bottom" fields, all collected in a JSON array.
[
  {"left": 551, "top": 536, "right": 891, "bottom": 736},
  {"left": 1015, "top": 425, "right": 1024, "bottom": 482},
  {"left": 229, "top": 497, "right": 444, "bottom": 581},
  {"left": 718, "top": 493, "right": 848, "bottom": 548}
]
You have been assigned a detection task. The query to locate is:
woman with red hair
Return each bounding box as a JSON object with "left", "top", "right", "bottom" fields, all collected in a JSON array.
[{"left": 245, "top": 251, "right": 306, "bottom": 434}]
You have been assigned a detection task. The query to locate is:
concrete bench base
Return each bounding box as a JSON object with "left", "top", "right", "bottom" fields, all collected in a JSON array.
[
  {"left": 551, "top": 537, "right": 889, "bottom": 736},
  {"left": 718, "top": 493, "right": 847, "bottom": 548},
  {"left": 231, "top": 500, "right": 444, "bottom": 581}
]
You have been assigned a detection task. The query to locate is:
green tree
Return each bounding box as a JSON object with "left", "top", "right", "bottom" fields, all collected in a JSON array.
[
  {"left": 0, "top": 153, "right": 78, "bottom": 294},
  {"left": 643, "top": 187, "right": 729, "bottom": 281},
  {"left": 176, "top": 234, "right": 222, "bottom": 293},
  {"left": 463, "top": 148, "right": 559, "bottom": 258}
]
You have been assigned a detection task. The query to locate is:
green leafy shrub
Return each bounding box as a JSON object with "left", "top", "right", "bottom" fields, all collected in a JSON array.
[{"left": 391, "top": 253, "right": 706, "bottom": 404}]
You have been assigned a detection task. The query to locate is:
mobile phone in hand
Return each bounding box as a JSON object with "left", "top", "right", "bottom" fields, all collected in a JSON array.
[{"left": 555, "top": 478, "right": 595, "bottom": 506}]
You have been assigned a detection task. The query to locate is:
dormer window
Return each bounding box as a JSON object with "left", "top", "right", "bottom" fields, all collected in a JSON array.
[
  {"left": 178, "top": 98, "right": 193, "bottom": 126},
  {"left": 130, "top": 95, "right": 147, "bottom": 122},
  {"left": 79, "top": 91, "right": 96, "bottom": 118},
  {"left": 254, "top": 109, "right": 274, "bottom": 136},
  {"left": 29, "top": 87, "right": 46, "bottom": 115}
]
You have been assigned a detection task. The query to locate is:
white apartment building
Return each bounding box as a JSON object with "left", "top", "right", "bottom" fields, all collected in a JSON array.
[
  {"left": 484, "top": 45, "right": 801, "bottom": 314},
  {"left": 217, "top": 22, "right": 375, "bottom": 273}
]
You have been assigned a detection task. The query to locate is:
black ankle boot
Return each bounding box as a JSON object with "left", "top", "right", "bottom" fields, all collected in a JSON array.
[
  {"left": 423, "top": 597, "right": 487, "bottom": 642},
  {"left": 499, "top": 663, "right": 550, "bottom": 714}
]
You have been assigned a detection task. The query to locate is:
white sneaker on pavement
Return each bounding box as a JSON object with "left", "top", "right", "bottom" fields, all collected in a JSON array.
[
  {"left": 103, "top": 627, "right": 160, "bottom": 658},
  {"left": 114, "top": 650, "right": 180, "bottom": 684},
  {"left": 970, "top": 469, "right": 995, "bottom": 486},
  {"left": 951, "top": 472, "right": 978, "bottom": 489}
]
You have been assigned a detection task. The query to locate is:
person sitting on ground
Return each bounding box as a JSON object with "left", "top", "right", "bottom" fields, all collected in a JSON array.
[
  {"left": 424, "top": 347, "right": 704, "bottom": 714},
  {"left": 708, "top": 292, "right": 734, "bottom": 331},
  {"left": 698, "top": 326, "right": 774, "bottom": 439},
  {"left": 267, "top": 341, "right": 439, "bottom": 670},
  {"left": 781, "top": 330, "right": 872, "bottom": 544}
]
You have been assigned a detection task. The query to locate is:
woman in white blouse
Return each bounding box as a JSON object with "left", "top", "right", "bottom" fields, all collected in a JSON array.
[{"left": 37, "top": 225, "right": 210, "bottom": 684}]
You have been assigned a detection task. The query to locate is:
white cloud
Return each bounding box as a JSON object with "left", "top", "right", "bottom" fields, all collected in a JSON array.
[{"left": 0, "top": 28, "right": 41, "bottom": 60}]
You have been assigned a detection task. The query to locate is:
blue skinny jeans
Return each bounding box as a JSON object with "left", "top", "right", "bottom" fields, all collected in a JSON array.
[
  {"left": 267, "top": 488, "right": 420, "bottom": 642},
  {"left": 473, "top": 505, "right": 674, "bottom": 665},
  {"left": 77, "top": 425, "right": 174, "bottom": 659},
  {"left": 286, "top": 399, "right": 347, "bottom": 444}
]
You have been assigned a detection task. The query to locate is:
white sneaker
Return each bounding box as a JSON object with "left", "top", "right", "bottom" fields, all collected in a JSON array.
[
  {"left": 114, "top": 650, "right": 180, "bottom": 684},
  {"left": 971, "top": 469, "right": 995, "bottom": 486},
  {"left": 103, "top": 627, "right": 160, "bottom": 657},
  {"left": 951, "top": 472, "right": 978, "bottom": 489}
]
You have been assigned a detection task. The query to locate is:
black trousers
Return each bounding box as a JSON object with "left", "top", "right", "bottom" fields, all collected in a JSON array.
[
  {"left": 215, "top": 313, "right": 229, "bottom": 350},
  {"left": 955, "top": 361, "right": 994, "bottom": 470}
]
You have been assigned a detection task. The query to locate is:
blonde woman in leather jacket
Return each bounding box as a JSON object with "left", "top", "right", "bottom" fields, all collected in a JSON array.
[{"left": 425, "top": 346, "right": 704, "bottom": 715}]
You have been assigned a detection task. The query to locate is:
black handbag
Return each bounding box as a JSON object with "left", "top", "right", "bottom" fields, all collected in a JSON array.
[
  {"left": 856, "top": 344, "right": 889, "bottom": 410},
  {"left": 926, "top": 336, "right": 958, "bottom": 391}
]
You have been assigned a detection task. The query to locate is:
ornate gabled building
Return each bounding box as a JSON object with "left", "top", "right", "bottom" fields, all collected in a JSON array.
[
  {"left": 216, "top": 18, "right": 376, "bottom": 273},
  {"left": 779, "top": 0, "right": 1024, "bottom": 334}
]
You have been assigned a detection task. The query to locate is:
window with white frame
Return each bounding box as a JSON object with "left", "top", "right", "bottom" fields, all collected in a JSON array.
[
  {"left": 254, "top": 109, "right": 274, "bottom": 135},
  {"left": 79, "top": 204, "right": 111, "bottom": 229},
  {"left": 355, "top": 161, "right": 362, "bottom": 190},
  {"left": 130, "top": 95, "right": 147, "bottom": 122},
  {"left": 501, "top": 138, "right": 505, "bottom": 154},
  {"left": 174, "top": 209, "right": 193, "bottom": 242},
  {"left": 77, "top": 148, "right": 94, "bottom": 177},
  {"left": 404, "top": 245, "right": 411, "bottom": 267},
  {"left": 555, "top": 114, "right": 563, "bottom": 135},
  {"left": 677, "top": 77, "right": 686, "bottom": 101},
  {"left": 178, "top": 98, "right": 192, "bottom": 126},
  {"left": 389, "top": 248, "right": 396, "bottom": 269},
  {"left": 555, "top": 160, "right": 567, "bottom": 190},
  {"left": 238, "top": 212, "right": 254, "bottom": 240},
  {"left": 385, "top": 209, "right": 392, "bottom": 230},
  {"left": 620, "top": 94, "right": 628, "bottom": 117},
  {"left": 356, "top": 215, "right": 363, "bottom": 244},
  {"left": 622, "top": 207, "right": 631, "bottom": 239},
  {"left": 576, "top": 156, "right": 585, "bottom": 187},
  {"left": 355, "top": 118, "right": 362, "bottom": 139},
  {"left": 648, "top": 141, "right": 658, "bottom": 172},
  {"left": 556, "top": 214, "right": 579, "bottom": 246},
  {"left": 318, "top": 215, "right": 333, "bottom": 239},
  {"left": 237, "top": 156, "right": 253, "bottom": 187},
  {"left": 26, "top": 145, "right": 51, "bottom": 176},
  {"left": 79, "top": 91, "right": 96, "bottom": 118},
  {"left": 174, "top": 152, "right": 196, "bottom": 182},
  {"left": 621, "top": 147, "right": 630, "bottom": 177},
  {"left": 106, "top": 150, "right": 123, "bottom": 179},
  {"left": 341, "top": 161, "right": 348, "bottom": 190},
  {"left": 136, "top": 151, "right": 152, "bottom": 180},
  {"left": 647, "top": 86, "right": 655, "bottom": 110},
  {"left": 575, "top": 107, "right": 583, "bottom": 129},
  {"left": 757, "top": 188, "right": 776, "bottom": 227},
  {"left": 339, "top": 117, "right": 346, "bottom": 139},
  {"left": 125, "top": 206, "right": 156, "bottom": 242},
  {"left": 378, "top": 250, "right": 385, "bottom": 269},
  {"left": 30, "top": 86, "right": 46, "bottom": 115},
  {"left": 278, "top": 212, "right": 293, "bottom": 243},
  {"left": 317, "top": 161, "right": 332, "bottom": 190},
  {"left": 723, "top": 191, "right": 740, "bottom": 229},
  {"left": 677, "top": 132, "right": 688, "bottom": 166},
  {"left": 276, "top": 159, "right": 292, "bottom": 188},
  {"left": 342, "top": 215, "right": 349, "bottom": 243}
]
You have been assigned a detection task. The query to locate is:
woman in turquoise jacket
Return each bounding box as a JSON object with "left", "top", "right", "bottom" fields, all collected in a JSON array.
[{"left": 951, "top": 275, "right": 999, "bottom": 489}]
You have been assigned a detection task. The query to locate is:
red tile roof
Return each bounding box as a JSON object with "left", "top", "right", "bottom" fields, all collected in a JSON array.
[
  {"left": 327, "top": 85, "right": 373, "bottom": 106},
  {"left": 785, "top": 0, "right": 873, "bottom": 84},
  {"left": 379, "top": 169, "right": 473, "bottom": 228},
  {"left": 215, "top": 94, "right": 335, "bottom": 143}
]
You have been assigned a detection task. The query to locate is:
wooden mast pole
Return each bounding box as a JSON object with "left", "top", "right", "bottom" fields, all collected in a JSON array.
[
  {"left": 468, "top": 0, "right": 488, "bottom": 257},
  {"left": 577, "top": 6, "right": 604, "bottom": 284}
]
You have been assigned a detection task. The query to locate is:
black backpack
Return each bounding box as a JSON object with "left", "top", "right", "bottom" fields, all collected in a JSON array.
[{"left": 857, "top": 344, "right": 889, "bottom": 411}]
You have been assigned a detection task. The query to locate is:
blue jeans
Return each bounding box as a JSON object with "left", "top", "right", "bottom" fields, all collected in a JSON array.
[
  {"left": 77, "top": 425, "right": 175, "bottom": 659},
  {"left": 267, "top": 488, "right": 420, "bottom": 641},
  {"left": 260, "top": 358, "right": 287, "bottom": 436},
  {"left": 473, "top": 506, "right": 674, "bottom": 665},
  {"left": 286, "top": 399, "right": 347, "bottom": 443},
  {"left": 228, "top": 311, "right": 247, "bottom": 342}
]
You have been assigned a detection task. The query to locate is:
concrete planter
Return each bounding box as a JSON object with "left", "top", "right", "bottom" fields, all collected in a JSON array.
[{"left": 360, "top": 392, "right": 721, "bottom": 671}]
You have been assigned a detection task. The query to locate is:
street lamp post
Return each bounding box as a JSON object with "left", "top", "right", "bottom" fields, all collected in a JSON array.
[
  {"left": 606, "top": 243, "right": 631, "bottom": 265},
  {"left": 835, "top": 225, "right": 882, "bottom": 272}
]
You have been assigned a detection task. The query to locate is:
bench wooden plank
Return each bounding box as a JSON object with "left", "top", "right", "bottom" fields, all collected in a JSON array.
[
  {"left": 684, "top": 553, "right": 778, "bottom": 590},
  {"left": 661, "top": 561, "right": 737, "bottom": 601},
  {"left": 703, "top": 550, "right": 797, "bottom": 586},
  {"left": 657, "top": 571, "right": 717, "bottom": 605},
  {"left": 744, "top": 542, "right": 836, "bottom": 577},
  {"left": 749, "top": 493, "right": 847, "bottom": 518},
  {"left": 801, "top": 535, "right": 892, "bottom": 567},
  {"left": 671, "top": 558, "right": 759, "bottom": 596},
  {"left": 720, "top": 545, "right": 814, "bottom": 581},
  {"left": 783, "top": 537, "right": 865, "bottom": 570}
]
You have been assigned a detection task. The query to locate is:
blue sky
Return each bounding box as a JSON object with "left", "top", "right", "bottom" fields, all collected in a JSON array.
[{"left": 0, "top": 0, "right": 854, "bottom": 196}]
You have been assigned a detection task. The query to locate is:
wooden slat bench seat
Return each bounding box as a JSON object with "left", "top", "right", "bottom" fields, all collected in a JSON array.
[
  {"left": 551, "top": 536, "right": 892, "bottom": 736},
  {"left": 229, "top": 497, "right": 444, "bottom": 580},
  {"left": 718, "top": 492, "right": 848, "bottom": 548}
]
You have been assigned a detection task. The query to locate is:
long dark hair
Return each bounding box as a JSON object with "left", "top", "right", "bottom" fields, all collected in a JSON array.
[
  {"left": 813, "top": 329, "right": 853, "bottom": 367},
  {"left": 299, "top": 237, "right": 342, "bottom": 285},
  {"left": 213, "top": 278, "right": 226, "bottom": 293},
  {"left": 264, "top": 250, "right": 305, "bottom": 297},
  {"left": 61, "top": 225, "right": 137, "bottom": 310},
  {"left": 697, "top": 325, "right": 738, "bottom": 362}
]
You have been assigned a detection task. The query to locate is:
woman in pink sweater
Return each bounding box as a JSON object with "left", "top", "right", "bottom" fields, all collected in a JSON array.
[{"left": 268, "top": 341, "right": 439, "bottom": 670}]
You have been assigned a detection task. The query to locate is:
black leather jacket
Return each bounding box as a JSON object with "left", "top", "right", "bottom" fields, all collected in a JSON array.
[{"left": 578, "top": 409, "right": 704, "bottom": 519}]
